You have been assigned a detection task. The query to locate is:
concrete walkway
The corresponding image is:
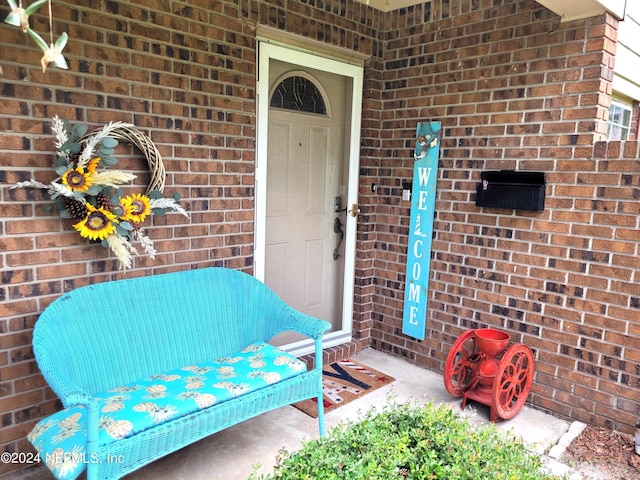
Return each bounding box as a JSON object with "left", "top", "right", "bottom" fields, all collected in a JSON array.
[
  {"left": 18, "top": 348, "right": 582, "bottom": 479},
  {"left": 128, "top": 348, "right": 578, "bottom": 480}
]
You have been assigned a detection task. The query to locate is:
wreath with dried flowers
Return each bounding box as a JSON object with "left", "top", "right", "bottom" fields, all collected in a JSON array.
[{"left": 12, "top": 116, "right": 188, "bottom": 270}]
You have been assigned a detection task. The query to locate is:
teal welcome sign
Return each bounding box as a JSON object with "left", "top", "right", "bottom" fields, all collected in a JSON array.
[{"left": 402, "top": 121, "right": 441, "bottom": 340}]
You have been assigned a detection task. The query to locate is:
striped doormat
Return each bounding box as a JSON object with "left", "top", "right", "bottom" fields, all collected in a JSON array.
[{"left": 293, "top": 359, "right": 395, "bottom": 418}]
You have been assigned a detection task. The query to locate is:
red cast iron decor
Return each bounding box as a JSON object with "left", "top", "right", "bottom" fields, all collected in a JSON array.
[{"left": 444, "top": 328, "right": 534, "bottom": 422}]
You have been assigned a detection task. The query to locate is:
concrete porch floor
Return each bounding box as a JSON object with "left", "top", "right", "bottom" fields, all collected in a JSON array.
[
  {"left": 128, "top": 347, "right": 576, "bottom": 480},
  {"left": 21, "top": 348, "right": 580, "bottom": 480}
]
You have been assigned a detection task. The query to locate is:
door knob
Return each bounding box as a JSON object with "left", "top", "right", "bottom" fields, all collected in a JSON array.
[{"left": 348, "top": 204, "right": 360, "bottom": 218}]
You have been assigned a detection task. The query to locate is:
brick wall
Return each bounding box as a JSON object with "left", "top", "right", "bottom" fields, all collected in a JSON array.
[
  {"left": 0, "top": 3, "right": 254, "bottom": 475},
  {"left": 0, "top": 0, "right": 638, "bottom": 477},
  {"left": 0, "top": 0, "right": 382, "bottom": 476},
  {"left": 366, "top": 1, "right": 639, "bottom": 434}
]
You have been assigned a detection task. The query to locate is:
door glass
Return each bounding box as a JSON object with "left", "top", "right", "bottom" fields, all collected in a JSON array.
[{"left": 270, "top": 76, "right": 327, "bottom": 114}]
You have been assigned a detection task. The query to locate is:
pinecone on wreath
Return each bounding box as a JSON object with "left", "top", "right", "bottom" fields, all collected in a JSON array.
[
  {"left": 65, "top": 198, "right": 88, "bottom": 219},
  {"left": 96, "top": 193, "right": 113, "bottom": 211}
]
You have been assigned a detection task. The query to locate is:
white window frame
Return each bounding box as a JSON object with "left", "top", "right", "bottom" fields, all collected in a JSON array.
[{"left": 607, "top": 99, "right": 633, "bottom": 140}]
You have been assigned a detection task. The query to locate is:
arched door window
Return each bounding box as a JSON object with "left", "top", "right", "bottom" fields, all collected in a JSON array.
[{"left": 270, "top": 75, "right": 327, "bottom": 115}]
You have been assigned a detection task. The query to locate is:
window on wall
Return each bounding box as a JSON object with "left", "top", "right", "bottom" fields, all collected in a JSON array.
[{"left": 607, "top": 101, "right": 632, "bottom": 140}]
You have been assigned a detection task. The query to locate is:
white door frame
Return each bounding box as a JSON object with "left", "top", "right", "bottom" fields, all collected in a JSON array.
[{"left": 255, "top": 41, "right": 363, "bottom": 356}]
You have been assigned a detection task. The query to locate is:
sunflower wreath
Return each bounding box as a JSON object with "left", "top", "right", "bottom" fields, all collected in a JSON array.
[{"left": 12, "top": 116, "right": 188, "bottom": 270}]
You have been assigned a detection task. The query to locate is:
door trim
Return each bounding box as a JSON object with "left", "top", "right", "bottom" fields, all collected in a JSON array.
[
  {"left": 255, "top": 41, "right": 363, "bottom": 355},
  {"left": 256, "top": 25, "right": 367, "bottom": 67}
]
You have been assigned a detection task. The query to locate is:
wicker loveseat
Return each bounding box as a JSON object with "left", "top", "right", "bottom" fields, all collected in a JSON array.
[{"left": 28, "top": 267, "right": 330, "bottom": 480}]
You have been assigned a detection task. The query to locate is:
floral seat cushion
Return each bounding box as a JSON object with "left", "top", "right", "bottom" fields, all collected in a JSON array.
[{"left": 28, "top": 342, "right": 307, "bottom": 480}]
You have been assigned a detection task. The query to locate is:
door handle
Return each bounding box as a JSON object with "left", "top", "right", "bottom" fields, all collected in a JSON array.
[
  {"left": 348, "top": 203, "right": 360, "bottom": 218},
  {"left": 333, "top": 217, "right": 344, "bottom": 261}
]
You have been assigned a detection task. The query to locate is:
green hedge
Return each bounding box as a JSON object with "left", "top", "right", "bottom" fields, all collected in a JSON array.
[{"left": 250, "top": 400, "right": 561, "bottom": 480}]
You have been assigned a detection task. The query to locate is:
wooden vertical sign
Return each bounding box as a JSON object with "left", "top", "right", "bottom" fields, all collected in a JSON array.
[{"left": 402, "top": 121, "right": 441, "bottom": 340}]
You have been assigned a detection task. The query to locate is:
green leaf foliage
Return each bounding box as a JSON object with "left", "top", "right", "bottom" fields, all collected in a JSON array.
[
  {"left": 249, "top": 401, "right": 562, "bottom": 480},
  {"left": 72, "top": 124, "right": 88, "bottom": 138},
  {"left": 85, "top": 185, "right": 102, "bottom": 196},
  {"left": 64, "top": 141, "right": 81, "bottom": 154},
  {"left": 55, "top": 165, "right": 69, "bottom": 176},
  {"left": 53, "top": 197, "right": 66, "bottom": 212},
  {"left": 100, "top": 155, "right": 119, "bottom": 166},
  {"left": 115, "top": 224, "right": 129, "bottom": 236},
  {"left": 101, "top": 137, "right": 119, "bottom": 148},
  {"left": 97, "top": 147, "right": 115, "bottom": 156}
]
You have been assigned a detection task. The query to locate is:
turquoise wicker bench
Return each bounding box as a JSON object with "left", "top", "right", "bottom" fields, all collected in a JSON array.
[{"left": 28, "top": 267, "right": 330, "bottom": 480}]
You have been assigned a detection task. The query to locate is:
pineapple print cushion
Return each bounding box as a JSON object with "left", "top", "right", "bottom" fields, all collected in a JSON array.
[{"left": 28, "top": 342, "right": 307, "bottom": 480}]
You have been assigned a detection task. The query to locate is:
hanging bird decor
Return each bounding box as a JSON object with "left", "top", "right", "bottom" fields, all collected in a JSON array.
[{"left": 4, "top": 0, "right": 69, "bottom": 72}]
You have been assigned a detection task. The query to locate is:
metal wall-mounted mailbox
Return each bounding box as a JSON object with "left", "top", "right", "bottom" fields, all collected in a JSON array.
[{"left": 475, "top": 170, "right": 546, "bottom": 212}]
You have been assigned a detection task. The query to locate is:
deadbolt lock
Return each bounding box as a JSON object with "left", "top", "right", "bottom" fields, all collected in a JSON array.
[{"left": 348, "top": 203, "right": 360, "bottom": 218}]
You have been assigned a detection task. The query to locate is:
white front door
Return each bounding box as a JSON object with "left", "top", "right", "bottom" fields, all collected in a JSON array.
[{"left": 255, "top": 43, "right": 363, "bottom": 355}]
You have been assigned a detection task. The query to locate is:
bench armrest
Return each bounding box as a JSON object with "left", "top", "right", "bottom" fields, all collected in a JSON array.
[
  {"left": 66, "top": 392, "right": 98, "bottom": 408},
  {"left": 65, "top": 391, "right": 100, "bottom": 464},
  {"left": 281, "top": 304, "right": 331, "bottom": 340}
]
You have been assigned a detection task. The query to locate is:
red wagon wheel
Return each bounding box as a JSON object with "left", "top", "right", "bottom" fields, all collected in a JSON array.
[
  {"left": 444, "top": 329, "right": 482, "bottom": 397},
  {"left": 492, "top": 343, "right": 534, "bottom": 420}
]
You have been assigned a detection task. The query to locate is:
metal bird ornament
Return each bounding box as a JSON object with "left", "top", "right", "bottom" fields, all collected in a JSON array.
[
  {"left": 28, "top": 28, "right": 68, "bottom": 72},
  {"left": 4, "top": 0, "right": 69, "bottom": 72},
  {"left": 4, "top": 0, "right": 47, "bottom": 32}
]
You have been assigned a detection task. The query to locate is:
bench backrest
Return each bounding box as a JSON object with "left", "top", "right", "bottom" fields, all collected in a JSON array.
[{"left": 33, "top": 267, "right": 301, "bottom": 405}]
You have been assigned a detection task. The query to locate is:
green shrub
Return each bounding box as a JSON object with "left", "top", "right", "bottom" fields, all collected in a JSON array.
[{"left": 250, "top": 400, "right": 561, "bottom": 480}]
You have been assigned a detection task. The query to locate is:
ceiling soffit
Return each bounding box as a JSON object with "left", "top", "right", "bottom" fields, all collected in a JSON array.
[{"left": 357, "top": 0, "right": 627, "bottom": 21}]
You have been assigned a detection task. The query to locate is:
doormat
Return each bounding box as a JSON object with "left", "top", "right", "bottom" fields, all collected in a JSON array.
[{"left": 293, "top": 359, "right": 395, "bottom": 418}]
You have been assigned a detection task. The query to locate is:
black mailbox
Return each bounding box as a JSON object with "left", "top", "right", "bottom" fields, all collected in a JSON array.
[{"left": 475, "top": 170, "right": 545, "bottom": 212}]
